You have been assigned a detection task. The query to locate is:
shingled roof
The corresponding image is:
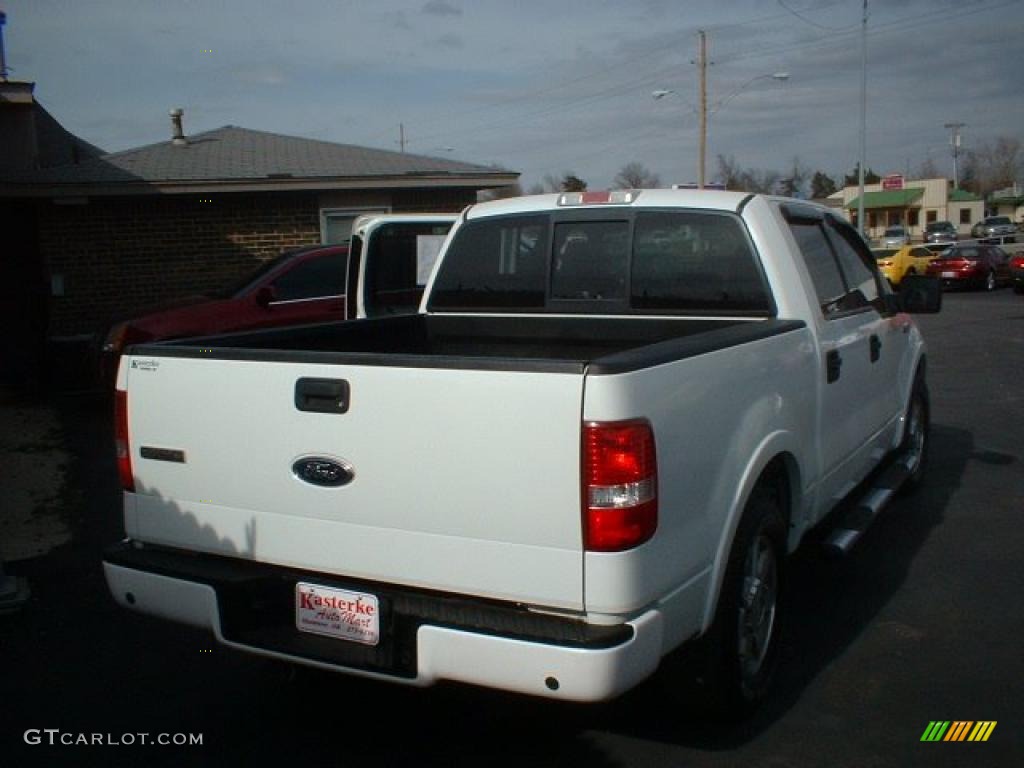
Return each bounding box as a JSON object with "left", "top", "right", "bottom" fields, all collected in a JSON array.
[{"left": 1, "top": 125, "right": 517, "bottom": 196}]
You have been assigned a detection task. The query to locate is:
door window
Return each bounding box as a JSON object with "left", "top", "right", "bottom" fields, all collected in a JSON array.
[
  {"left": 824, "top": 217, "right": 883, "bottom": 310},
  {"left": 272, "top": 252, "right": 346, "bottom": 302},
  {"left": 787, "top": 221, "right": 848, "bottom": 315},
  {"left": 786, "top": 215, "right": 883, "bottom": 317}
]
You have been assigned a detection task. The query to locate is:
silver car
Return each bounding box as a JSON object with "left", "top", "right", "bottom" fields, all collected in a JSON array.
[
  {"left": 924, "top": 220, "right": 957, "bottom": 244},
  {"left": 971, "top": 216, "right": 1017, "bottom": 244},
  {"left": 882, "top": 225, "right": 911, "bottom": 247}
]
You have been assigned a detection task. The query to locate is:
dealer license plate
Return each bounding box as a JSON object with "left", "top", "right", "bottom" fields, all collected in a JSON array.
[
  {"left": 941, "top": 271, "right": 957, "bottom": 278},
  {"left": 295, "top": 582, "right": 380, "bottom": 646}
]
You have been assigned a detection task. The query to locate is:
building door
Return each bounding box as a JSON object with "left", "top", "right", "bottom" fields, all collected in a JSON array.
[{"left": 0, "top": 200, "right": 47, "bottom": 391}]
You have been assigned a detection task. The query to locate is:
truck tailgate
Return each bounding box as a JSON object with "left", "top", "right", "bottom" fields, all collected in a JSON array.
[{"left": 122, "top": 354, "right": 586, "bottom": 611}]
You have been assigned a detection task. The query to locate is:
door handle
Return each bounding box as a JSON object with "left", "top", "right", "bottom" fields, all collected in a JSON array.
[
  {"left": 295, "top": 378, "right": 350, "bottom": 414},
  {"left": 826, "top": 349, "right": 842, "bottom": 383},
  {"left": 870, "top": 334, "right": 882, "bottom": 363}
]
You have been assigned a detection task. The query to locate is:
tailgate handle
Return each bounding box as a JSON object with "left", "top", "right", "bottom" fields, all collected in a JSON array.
[{"left": 295, "top": 378, "right": 350, "bottom": 414}]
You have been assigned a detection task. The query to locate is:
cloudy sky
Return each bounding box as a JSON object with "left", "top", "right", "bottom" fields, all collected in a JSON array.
[{"left": 4, "top": 0, "right": 1022, "bottom": 191}]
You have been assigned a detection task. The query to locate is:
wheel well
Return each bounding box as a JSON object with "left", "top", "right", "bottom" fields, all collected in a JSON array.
[{"left": 758, "top": 455, "right": 797, "bottom": 534}]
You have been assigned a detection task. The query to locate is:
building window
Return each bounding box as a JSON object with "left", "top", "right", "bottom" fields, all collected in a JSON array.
[
  {"left": 321, "top": 208, "right": 389, "bottom": 244},
  {"left": 908, "top": 209, "right": 919, "bottom": 227},
  {"left": 869, "top": 212, "right": 878, "bottom": 230},
  {"left": 926, "top": 210, "right": 937, "bottom": 224},
  {"left": 888, "top": 210, "right": 901, "bottom": 227},
  {"left": 960, "top": 208, "right": 972, "bottom": 225}
]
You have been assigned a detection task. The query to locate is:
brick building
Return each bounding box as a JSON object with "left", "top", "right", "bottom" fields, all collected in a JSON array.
[{"left": 1, "top": 99, "right": 517, "bottom": 345}]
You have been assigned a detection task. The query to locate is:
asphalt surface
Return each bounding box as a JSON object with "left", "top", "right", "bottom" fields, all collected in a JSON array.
[{"left": 2, "top": 289, "right": 1023, "bottom": 767}]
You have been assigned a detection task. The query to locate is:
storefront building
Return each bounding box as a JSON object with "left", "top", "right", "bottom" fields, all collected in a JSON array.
[{"left": 829, "top": 176, "right": 983, "bottom": 242}]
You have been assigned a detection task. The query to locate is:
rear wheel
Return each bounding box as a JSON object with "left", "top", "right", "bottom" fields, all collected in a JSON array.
[{"left": 691, "top": 484, "right": 787, "bottom": 719}]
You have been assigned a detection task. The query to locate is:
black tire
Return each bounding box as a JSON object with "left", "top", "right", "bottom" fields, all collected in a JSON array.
[
  {"left": 695, "top": 485, "right": 787, "bottom": 719},
  {"left": 899, "top": 373, "right": 930, "bottom": 494}
]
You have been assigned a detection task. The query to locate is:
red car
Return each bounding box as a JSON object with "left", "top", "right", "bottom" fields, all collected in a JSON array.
[
  {"left": 101, "top": 244, "right": 349, "bottom": 380},
  {"left": 1011, "top": 252, "right": 1024, "bottom": 293},
  {"left": 925, "top": 244, "right": 1012, "bottom": 291}
]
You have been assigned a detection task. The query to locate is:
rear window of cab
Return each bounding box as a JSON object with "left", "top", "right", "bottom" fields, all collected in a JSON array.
[{"left": 428, "top": 210, "right": 773, "bottom": 315}]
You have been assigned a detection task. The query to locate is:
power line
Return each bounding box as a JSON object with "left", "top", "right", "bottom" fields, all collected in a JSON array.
[{"left": 715, "top": 0, "right": 1019, "bottom": 66}]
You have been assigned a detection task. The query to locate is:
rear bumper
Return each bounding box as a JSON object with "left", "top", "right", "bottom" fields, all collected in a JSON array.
[{"left": 103, "top": 542, "right": 664, "bottom": 702}]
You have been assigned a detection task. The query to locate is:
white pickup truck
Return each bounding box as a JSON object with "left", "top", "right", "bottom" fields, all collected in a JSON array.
[{"left": 103, "top": 190, "right": 940, "bottom": 715}]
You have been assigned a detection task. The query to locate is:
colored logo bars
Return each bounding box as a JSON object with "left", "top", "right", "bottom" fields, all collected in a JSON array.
[{"left": 921, "top": 721, "right": 997, "bottom": 742}]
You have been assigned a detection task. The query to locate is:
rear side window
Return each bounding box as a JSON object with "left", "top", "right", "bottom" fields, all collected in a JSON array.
[
  {"left": 429, "top": 215, "right": 548, "bottom": 310},
  {"left": 632, "top": 212, "right": 770, "bottom": 312}
]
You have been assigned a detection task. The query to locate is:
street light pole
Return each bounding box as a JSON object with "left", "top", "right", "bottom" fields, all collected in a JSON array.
[
  {"left": 857, "top": 0, "right": 867, "bottom": 236},
  {"left": 698, "top": 30, "right": 708, "bottom": 189}
]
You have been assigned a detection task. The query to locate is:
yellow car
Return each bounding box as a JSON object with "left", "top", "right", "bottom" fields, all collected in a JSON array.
[{"left": 874, "top": 245, "right": 937, "bottom": 286}]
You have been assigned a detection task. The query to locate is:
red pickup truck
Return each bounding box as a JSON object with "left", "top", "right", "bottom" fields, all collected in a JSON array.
[{"left": 100, "top": 214, "right": 457, "bottom": 381}]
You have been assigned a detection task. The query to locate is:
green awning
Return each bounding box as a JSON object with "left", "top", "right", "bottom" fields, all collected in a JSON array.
[
  {"left": 949, "top": 189, "right": 982, "bottom": 202},
  {"left": 846, "top": 188, "right": 924, "bottom": 210}
]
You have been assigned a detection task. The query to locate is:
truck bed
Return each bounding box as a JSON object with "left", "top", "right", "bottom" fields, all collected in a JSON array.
[{"left": 134, "top": 314, "right": 805, "bottom": 374}]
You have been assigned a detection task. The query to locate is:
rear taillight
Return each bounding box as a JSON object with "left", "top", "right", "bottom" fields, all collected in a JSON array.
[
  {"left": 582, "top": 420, "right": 657, "bottom": 552},
  {"left": 114, "top": 389, "right": 134, "bottom": 492}
]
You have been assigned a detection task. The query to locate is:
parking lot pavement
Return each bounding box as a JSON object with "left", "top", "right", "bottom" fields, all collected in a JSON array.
[
  {"left": 0, "top": 394, "right": 72, "bottom": 563},
  {"left": 2, "top": 289, "right": 1023, "bottom": 767}
]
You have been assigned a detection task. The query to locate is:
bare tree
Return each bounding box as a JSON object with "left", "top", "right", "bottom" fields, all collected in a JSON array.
[
  {"left": 962, "top": 136, "right": 1022, "bottom": 196},
  {"left": 714, "top": 154, "right": 779, "bottom": 193},
  {"left": 917, "top": 155, "right": 940, "bottom": 181},
  {"left": 613, "top": 162, "right": 661, "bottom": 189},
  {"left": 716, "top": 154, "right": 743, "bottom": 190},
  {"left": 777, "top": 157, "right": 809, "bottom": 198}
]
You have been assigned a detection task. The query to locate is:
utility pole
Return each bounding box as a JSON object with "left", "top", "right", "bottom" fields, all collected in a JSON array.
[
  {"left": 398, "top": 123, "right": 407, "bottom": 153},
  {"left": 944, "top": 122, "right": 965, "bottom": 189},
  {"left": 697, "top": 30, "right": 707, "bottom": 189},
  {"left": 857, "top": 0, "right": 867, "bottom": 236}
]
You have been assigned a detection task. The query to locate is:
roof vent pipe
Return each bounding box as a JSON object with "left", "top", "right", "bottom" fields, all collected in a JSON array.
[{"left": 169, "top": 108, "right": 187, "bottom": 146}]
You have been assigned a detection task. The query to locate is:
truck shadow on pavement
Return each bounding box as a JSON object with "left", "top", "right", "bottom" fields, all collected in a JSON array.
[{"left": 604, "top": 423, "right": 976, "bottom": 749}]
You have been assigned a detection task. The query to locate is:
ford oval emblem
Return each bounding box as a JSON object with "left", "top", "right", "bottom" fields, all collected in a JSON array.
[{"left": 292, "top": 457, "right": 354, "bottom": 488}]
